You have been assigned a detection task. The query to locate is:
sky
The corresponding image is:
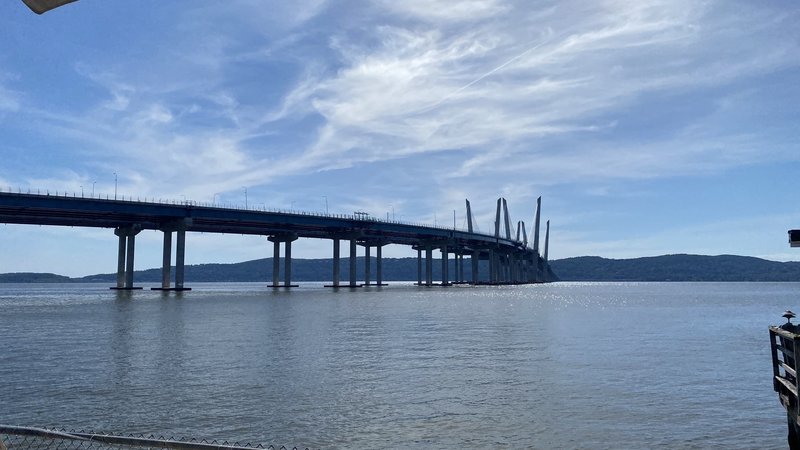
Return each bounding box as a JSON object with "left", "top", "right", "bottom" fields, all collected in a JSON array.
[{"left": 1, "top": 0, "right": 799, "bottom": 277}]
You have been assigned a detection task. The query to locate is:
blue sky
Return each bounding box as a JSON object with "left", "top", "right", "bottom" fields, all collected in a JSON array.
[{"left": 1, "top": 0, "right": 799, "bottom": 277}]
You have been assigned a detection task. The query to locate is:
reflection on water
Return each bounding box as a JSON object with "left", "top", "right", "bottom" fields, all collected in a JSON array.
[{"left": 1, "top": 282, "right": 796, "bottom": 448}]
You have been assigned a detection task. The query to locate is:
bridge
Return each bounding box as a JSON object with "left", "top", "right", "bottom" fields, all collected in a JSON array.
[{"left": 0, "top": 189, "right": 552, "bottom": 290}]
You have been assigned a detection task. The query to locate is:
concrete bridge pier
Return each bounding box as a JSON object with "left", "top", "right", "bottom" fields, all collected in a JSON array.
[
  {"left": 452, "top": 251, "right": 460, "bottom": 283},
  {"left": 373, "top": 242, "right": 388, "bottom": 286},
  {"left": 268, "top": 233, "right": 298, "bottom": 288},
  {"left": 111, "top": 225, "right": 142, "bottom": 290},
  {"left": 491, "top": 249, "right": 501, "bottom": 284},
  {"left": 161, "top": 231, "right": 171, "bottom": 287},
  {"left": 497, "top": 253, "right": 505, "bottom": 283},
  {"left": 509, "top": 253, "right": 518, "bottom": 283},
  {"left": 358, "top": 241, "right": 388, "bottom": 287},
  {"left": 416, "top": 248, "right": 422, "bottom": 285},
  {"left": 348, "top": 239, "right": 361, "bottom": 287},
  {"left": 327, "top": 238, "right": 341, "bottom": 287},
  {"left": 153, "top": 219, "right": 192, "bottom": 291},
  {"left": 471, "top": 250, "right": 480, "bottom": 284},
  {"left": 425, "top": 246, "right": 433, "bottom": 286},
  {"left": 440, "top": 245, "right": 450, "bottom": 286},
  {"left": 151, "top": 230, "right": 191, "bottom": 291},
  {"left": 376, "top": 244, "right": 384, "bottom": 286},
  {"left": 535, "top": 257, "right": 543, "bottom": 283},
  {"left": 524, "top": 257, "right": 531, "bottom": 282},
  {"left": 519, "top": 255, "right": 530, "bottom": 283},
  {"left": 175, "top": 230, "right": 187, "bottom": 289},
  {"left": 488, "top": 250, "right": 495, "bottom": 284},
  {"left": 363, "top": 244, "right": 371, "bottom": 285}
]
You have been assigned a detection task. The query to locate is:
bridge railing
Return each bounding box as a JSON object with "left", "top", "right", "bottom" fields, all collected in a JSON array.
[
  {"left": 0, "top": 186, "right": 509, "bottom": 240},
  {"left": 0, "top": 425, "right": 312, "bottom": 450}
]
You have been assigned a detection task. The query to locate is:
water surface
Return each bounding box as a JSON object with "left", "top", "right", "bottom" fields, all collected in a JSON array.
[{"left": 1, "top": 282, "right": 794, "bottom": 448}]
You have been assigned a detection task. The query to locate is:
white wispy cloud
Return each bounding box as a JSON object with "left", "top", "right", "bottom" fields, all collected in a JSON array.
[
  {"left": 242, "top": 0, "right": 793, "bottom": 186},
  {"left": 6, "top": 0, "right": 800, "bottom": 212}
]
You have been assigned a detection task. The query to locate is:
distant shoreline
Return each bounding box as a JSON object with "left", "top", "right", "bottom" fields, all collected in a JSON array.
[{"left": 3, "top": 254, "right": 800, "bottom": 283}]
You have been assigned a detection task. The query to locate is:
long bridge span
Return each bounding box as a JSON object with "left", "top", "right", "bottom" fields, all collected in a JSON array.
[{"left": 0, "top": 190, "right": 552, "bottom": 290}]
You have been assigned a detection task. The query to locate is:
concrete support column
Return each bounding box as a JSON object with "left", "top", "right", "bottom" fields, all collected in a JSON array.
[
  {"left": 497, "top": 254, "right": 503, "bottom": 283},
  {"left": 111, "top": 226, "right": 144, "bottom": 290},
  {"left": 125, "top": 234, "right": 136, "bottom": 288},
  {"left": 460, "top": 254, "right": 465, "bottom": 283},
  {"left": 536, "top": 258, "right": 543, "bottom": 283},
  {"left": 175, "top": 230, "right": 186, "bottom": 289},
  {"left": 272, "top": 240, "right": 280, "bottom": 287},
  {"left": 376, "top": 245, "right": 383, "bottom": 286},
  {"left": 161, "top": 231, "right": 172, "bottom": 289},
  {"left": 112, "top": 226, "right": 142, "bottom": 290},
  {"left": 472, "top": 250, "right": 479, "bottom": 284},
  {"left": 498, "top": 252, "right": 504, "bottom": 283},
  {"left": 151, "top": 221, "right": 191, "bottom": 292},
  {"left": 364, "top": 245, "right": 371, "bottom": 285},
  {"left": 425, "top": 246, "right": 433, "bottom": 286},
  {"left": 489, "top": 250, "right": 496, "bottom": 283},
  {"left": 417, "top": 249, "right": 422, "bottom": 285},
  {"left": 268, "top": 234, "right": 297, "bottom": 288},
  {"left": 332, "top": 238, "right": 341, "bottom": 287},
  {"left": 284, "top": 239, "right": 292, "bottom": 287},
  {"left": 116, "top": 234, "right": 126, "bottom": 288},
  {"left": 454, "top": 252, "right": 460, "bottom": 283},
  {"left": 441, "top": 245, "right": 448, "bottom": 286},
  {"left": 349, "top": 239, "right": 358, "bottom": 287}
]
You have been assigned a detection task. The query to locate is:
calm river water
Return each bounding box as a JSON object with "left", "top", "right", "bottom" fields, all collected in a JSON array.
[{"left": 1, "top": 282, "right": 796, "bottom": 449}]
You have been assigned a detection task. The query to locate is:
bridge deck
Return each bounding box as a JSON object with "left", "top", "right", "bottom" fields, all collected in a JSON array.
[{"left": 0, "top": 192, "right": 522, "bottom": 250}]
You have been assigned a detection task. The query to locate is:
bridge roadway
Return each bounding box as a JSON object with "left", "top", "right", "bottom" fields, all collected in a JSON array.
[{"left": 0, "top": 191, "right": 551, "bottom": 290}]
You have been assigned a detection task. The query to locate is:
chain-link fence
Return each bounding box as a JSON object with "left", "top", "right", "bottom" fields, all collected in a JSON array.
[{"left": 0, "top": 426, "right": 313, "bottom": 450}]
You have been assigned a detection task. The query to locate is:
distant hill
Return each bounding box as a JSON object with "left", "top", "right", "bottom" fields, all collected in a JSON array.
[
  {"left": 2, "top": 254, "right": 800, "bottom": 283},
  {"left": 0, "top": 272, "right": 72, "bottom": 283},
  {"left": 76, "top": 257, "right": 499, "bottom": 283},
  {"left": 549, "top": 254, "right": 800, "bottom": 281},
  {"left": 3, "top": 257, "right": 556, "bottom": 284}
]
